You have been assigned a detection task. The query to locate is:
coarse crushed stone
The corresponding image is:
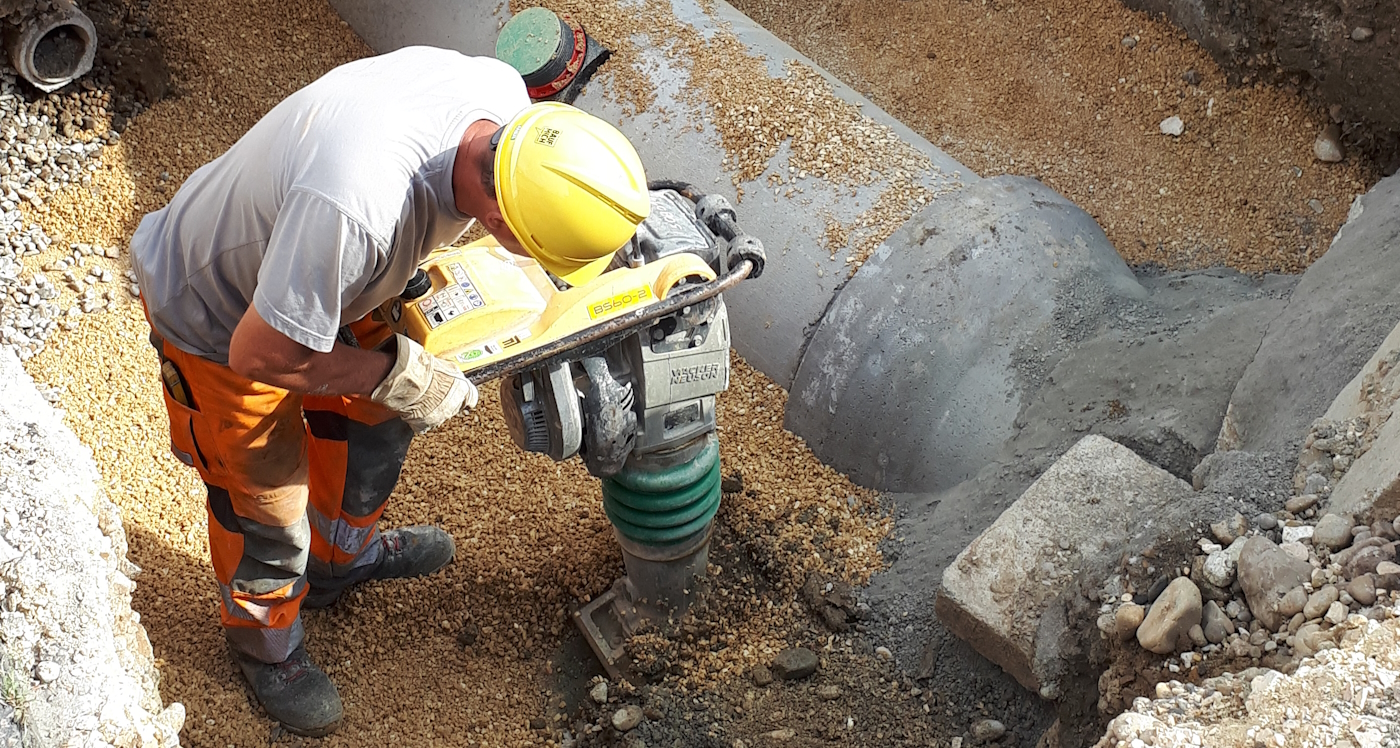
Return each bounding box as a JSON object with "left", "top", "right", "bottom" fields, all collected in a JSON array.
[
  {"left": 16, "top": 7, "right": 887, "bottom": 748},
  {"left": 729, "top": 0, "right": 1381, "bottom": 273}
]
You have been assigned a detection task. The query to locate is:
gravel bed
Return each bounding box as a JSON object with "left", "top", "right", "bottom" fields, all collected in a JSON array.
[{"left": 730, "top": 0, "right": 1381, "bottom": 273}]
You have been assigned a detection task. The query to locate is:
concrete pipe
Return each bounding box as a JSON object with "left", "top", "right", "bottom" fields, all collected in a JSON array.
[
  {"left": 6, "top": 0, "right": 97, "bottom": 93},
  {"left": 326, "top": 0, "right": 971, "bottom": 387}
]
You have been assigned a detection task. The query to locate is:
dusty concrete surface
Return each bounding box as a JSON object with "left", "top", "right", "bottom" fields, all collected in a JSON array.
[
  {"left": 1318, "top": 320, "right": 1400, "bottom": 522},
  {"left": 1120, "top": 0, "right": 1400, "bottom": 168},
  {"left": 1218, "top": 174, "right": 1400, "bottom": 456},
  {"left": 936, "top": 435, "right": 1194, "bottom": 696},
  {"left": 788, "top": 173, "right": 1295, "bottom": 494},
  {"left": 0, "top": 348, "right": 183, "bottom": 747}
]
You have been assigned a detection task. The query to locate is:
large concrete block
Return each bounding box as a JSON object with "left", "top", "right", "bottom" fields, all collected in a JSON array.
[
  {"left": 935, "top": 435, "right": 1195, "bottom": 696},
  {"left": 1218, "top": 174, "right": 1400, "bottom": 454},
  {"left": 1323, "top": 320, "right": 1400, "bottom": 522},
  {"left": 786, "top": 175, "right": 1146, "bottom": 493}
]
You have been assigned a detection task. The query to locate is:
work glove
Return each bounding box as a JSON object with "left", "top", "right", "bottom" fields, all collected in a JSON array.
[{"left": 370, "top": 334, "right": 478, "bottom": 434}]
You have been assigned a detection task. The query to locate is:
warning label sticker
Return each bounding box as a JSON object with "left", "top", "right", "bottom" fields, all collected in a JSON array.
[
  {"left": 455, "top": 341, "right": 503, "bottom": 364},
  {"left": 419, "top": 263, "right": 485, "bottom": 329}
]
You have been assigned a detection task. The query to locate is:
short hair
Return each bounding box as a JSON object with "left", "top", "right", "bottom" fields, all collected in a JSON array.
[
  {"left": 479, "top": 145, "right": 496, "bottom": 197},
  {"left": 480, "top": 124, "right": 506, "bottom": 197}
]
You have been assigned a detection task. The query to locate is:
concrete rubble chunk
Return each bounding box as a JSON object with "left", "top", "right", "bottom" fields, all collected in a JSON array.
[
  {"left": 936, "top": 435, "right": 1195, "bottom": 693},
  {"left": 1136, "top": 577, "right": 1203, "bottom": 654},
  {"left": 1237, "top": 536, "right": 1314, "bottom": 630},
  {"left": 1202, "top": 550, "right": 1236, "bottom": 588}
]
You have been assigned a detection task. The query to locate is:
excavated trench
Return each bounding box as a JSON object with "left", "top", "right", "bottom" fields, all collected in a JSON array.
[{"left": 2, "top": 0, "right": 1393, "bottom": 745}]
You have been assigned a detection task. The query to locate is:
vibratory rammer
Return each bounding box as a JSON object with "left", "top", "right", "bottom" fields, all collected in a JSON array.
[{"left": 375, "top": 183, "right": 765, "bottom": 679}]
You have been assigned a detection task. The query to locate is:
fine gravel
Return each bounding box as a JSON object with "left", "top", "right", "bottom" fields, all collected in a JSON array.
[{"left": 729, "top": 0, "right": 1380, "bottom": 273}]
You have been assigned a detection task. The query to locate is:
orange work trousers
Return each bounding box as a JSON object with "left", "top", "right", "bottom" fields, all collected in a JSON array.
[{"left": 150, "top": 315, "right": 413, "bottom": 663}]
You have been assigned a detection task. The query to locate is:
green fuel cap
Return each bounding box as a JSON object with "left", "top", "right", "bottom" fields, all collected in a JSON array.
[{"left": 496, "top": 8, "right": 574, "bottom": 87}]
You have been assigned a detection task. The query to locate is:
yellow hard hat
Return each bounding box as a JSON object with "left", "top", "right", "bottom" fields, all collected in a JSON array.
[{"left": 494, "top": 102, "right": 650, "bottom": 286}]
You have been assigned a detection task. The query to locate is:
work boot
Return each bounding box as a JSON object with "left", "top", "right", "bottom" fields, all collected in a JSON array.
[
  {"left": 233, "top": 645, "right": 342, "bottom": 737},
  {"left": 304, "top": 525, "right": 456, "bottom": 608}
]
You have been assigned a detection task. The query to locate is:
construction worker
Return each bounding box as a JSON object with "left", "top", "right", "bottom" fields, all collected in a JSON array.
[{"left": 130, "top": 46, "right": 650, "bottom": 736}]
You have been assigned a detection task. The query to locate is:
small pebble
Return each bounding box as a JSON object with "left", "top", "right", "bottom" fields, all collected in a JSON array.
[
  {"left": 971, "top": 719, "right": 1006, "bottom": 743},
  {"left": 1314, "top": 124, "right": 1345, "bottom": 163},
  {"left": 611, "top": 705, "right": 643, "bottom": 732},
  {"left": 590, "top": 682, "right": 609, "bottom": 704},
  {"left": 772, "top": 648, "right": 819, "bottom": 680}
]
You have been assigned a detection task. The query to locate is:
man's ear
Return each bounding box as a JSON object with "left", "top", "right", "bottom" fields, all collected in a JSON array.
[
  {"left": 481, "top": 210, "right": 528, "bottom": 256},
  {"left": 479, "top": 207, "right": 507, "bottom": 233}
]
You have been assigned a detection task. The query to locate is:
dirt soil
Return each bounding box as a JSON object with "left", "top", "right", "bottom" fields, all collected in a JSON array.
[
  {"left": 728, "top": 0, "right": 1381, "bottom": 273},
  {"left": 10, "top": 0, "right": 1391, "bottom": 745}
]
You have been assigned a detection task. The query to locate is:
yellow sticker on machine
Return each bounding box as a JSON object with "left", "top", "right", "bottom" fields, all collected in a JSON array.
[{"left": 589, "top": 285, "right": 652, "bottom": 319}]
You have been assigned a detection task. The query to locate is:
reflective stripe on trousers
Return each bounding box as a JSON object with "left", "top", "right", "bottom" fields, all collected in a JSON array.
[{"left": 150, "top": 314, "right": 413, "bottom": 664}]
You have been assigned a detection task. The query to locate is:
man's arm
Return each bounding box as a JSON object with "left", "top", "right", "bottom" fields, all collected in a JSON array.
[{"left": 228, "top": 304, "right": 394, "bottom": 396}]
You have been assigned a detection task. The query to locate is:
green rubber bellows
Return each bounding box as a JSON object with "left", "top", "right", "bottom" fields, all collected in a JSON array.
[
  {"left": 602, "top": 439, "right": 722, "bottom": 546},
  {"left": 496, "top": 8, "right": 575, "bottom": 88}
]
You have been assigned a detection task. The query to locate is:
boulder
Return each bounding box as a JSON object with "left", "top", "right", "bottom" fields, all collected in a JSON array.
[
  {"left": 1303, "top": 586, "right": 1340, "bottom": 621},
  {"left": 1210, "top": 513, "right": 1249, "bottom": 545},
  {"left": 1201, "top": 601, "right": 1231, "bottom": 644},
  {"left": 936, "top": 435, "right": 1194, "bottom": 694},
  {"left": 1115, "top": 603, "right": 1146, "bottom": 642},
  {"left": 1237, "top": 537, "right": 1314, "bottom": 630},
  {"left": 1348, "top": 574, "right": 1378, "bottom": 606},
  {"left": 771, "top": 648, "right": 818, "bottom": 680},
  {"left": 1313, "top": 514, "right": 1354, "bottom": 552},
  {"left": 1136, "top": 578, "right": 1203, "bottom": 654},
  {"left": 1277, "top": 586, "right": 1308, "bottom": 619}
]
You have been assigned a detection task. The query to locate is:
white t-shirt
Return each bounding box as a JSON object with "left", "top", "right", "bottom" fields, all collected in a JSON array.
[{"left": 132, "top": 46, "right": 530, "bottom": 363}]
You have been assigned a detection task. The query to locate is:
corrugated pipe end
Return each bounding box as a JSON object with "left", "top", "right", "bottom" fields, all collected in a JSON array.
[{"left": 6, "top": 0, "right": 97, "bottom": 93}]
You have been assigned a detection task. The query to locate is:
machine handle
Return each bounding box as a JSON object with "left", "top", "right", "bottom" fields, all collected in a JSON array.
[{"left": 465, "top": 258, "right": 753, "bottom": 385}]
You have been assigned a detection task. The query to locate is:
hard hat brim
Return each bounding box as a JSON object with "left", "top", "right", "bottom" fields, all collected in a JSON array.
[{"left": 555, "top": 253, "right": 615, "bottom": 287}]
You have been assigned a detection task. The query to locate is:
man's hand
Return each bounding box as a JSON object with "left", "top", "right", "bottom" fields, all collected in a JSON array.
[
  {"left": 369, "top": 334, "right": 478, "bottom": 433},
  {"left": 228, "top": 305, "right": 397, "bottom": 396}
]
